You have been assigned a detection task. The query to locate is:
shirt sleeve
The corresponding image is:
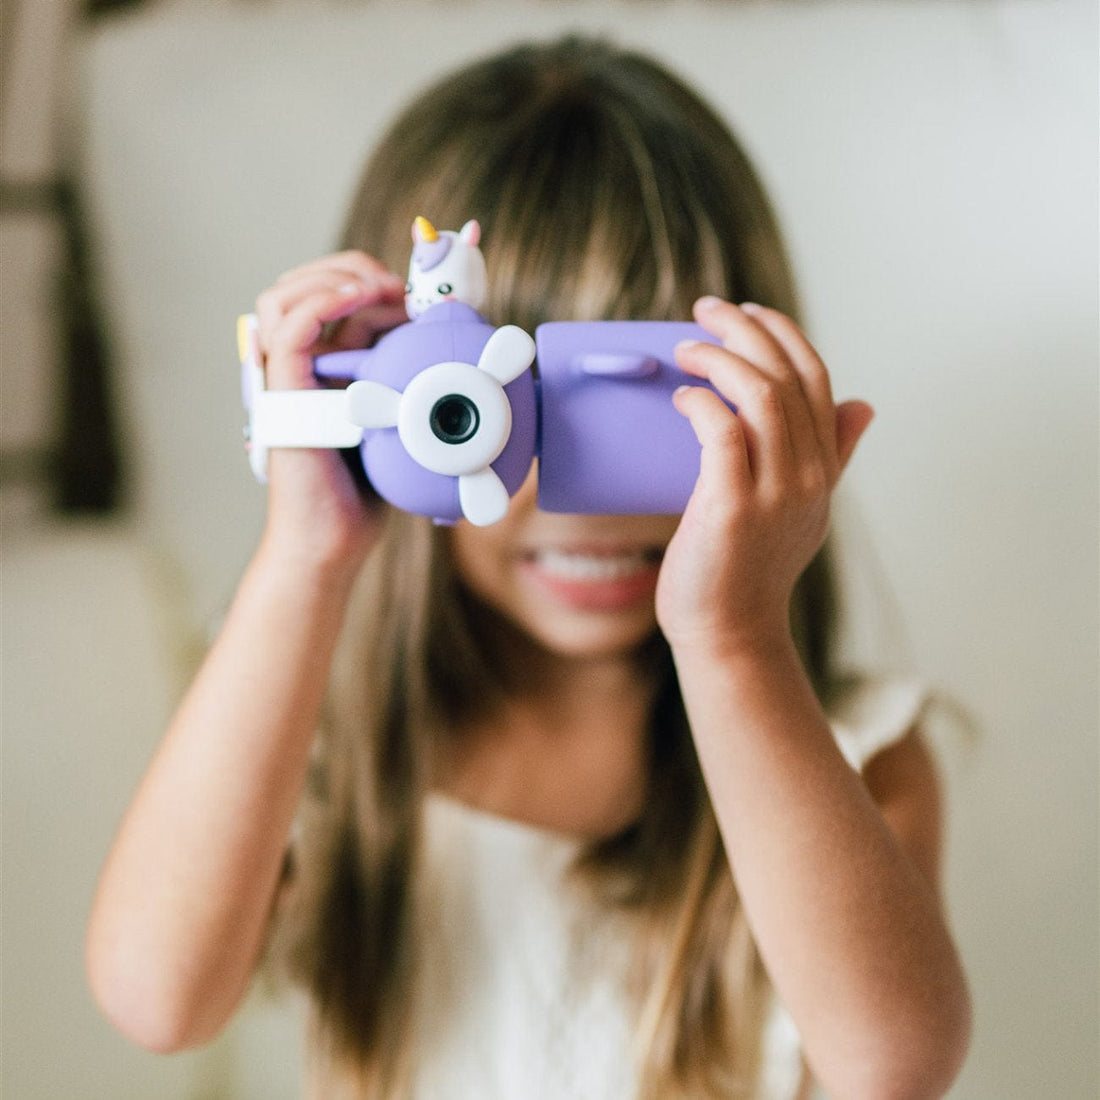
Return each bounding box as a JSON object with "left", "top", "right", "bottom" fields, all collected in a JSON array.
[{"left": 827, "top": 675, "right": 929, "bottom": 772}]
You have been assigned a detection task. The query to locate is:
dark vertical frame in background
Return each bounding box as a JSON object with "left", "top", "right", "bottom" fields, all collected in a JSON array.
[{"left": 0, "top": 0, "right": 137, "bottom": 513}]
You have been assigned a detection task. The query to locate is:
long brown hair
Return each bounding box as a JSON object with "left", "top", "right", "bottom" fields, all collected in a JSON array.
[{"left": 271, "top": 36, "right": 840, "bottom": 1098}]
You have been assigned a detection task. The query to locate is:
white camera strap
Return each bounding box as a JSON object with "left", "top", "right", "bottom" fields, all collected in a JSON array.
[{"left": 238, "top": 313, "right": 363, "bottom": 482}]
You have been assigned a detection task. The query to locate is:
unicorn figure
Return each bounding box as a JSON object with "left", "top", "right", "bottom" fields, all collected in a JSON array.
[{"left": 405, "top": 216, "right": 488, "bottom": 319}]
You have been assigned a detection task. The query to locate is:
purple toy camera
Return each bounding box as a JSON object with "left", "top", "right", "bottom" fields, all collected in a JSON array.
[{"left": 239, "top": 218, "right": 726, "bottom": 526}]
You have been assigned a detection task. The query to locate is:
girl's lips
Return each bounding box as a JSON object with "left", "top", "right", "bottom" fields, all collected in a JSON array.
[{"left": 518, "top": 546, "right": 664, "bottom": 612}]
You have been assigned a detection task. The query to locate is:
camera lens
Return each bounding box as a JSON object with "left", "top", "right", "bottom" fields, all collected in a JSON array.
[{"left": 430, "top": 394, "right": 480, "bottom": 445}]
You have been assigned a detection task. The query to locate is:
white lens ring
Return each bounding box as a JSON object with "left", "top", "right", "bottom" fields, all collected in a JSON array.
[{"left": 397, "top": 361, "right": 512, "bottom": 477}]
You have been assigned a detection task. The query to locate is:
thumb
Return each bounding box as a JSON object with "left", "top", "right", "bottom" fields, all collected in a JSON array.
[{"left": 835, "top": 400, "right": 875, "bottom": 475}]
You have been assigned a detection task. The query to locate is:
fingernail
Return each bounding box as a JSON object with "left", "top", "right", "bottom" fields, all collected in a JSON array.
[
  {"left": 740, "top": 301, "right": 762, "bottom": 313},
  {"left": 339, "top": 282, "right": 361, "bottom": 295},
  {"left": 675, "top": 339, "right": 701, "bottom": 354},
  {"left": 695, "top": 295, "right": 723, "bottom": 312}
]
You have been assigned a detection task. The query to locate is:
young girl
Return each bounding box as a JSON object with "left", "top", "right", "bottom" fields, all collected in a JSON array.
[{"left": 86, "top": 36, "right": 971, "bottom": 1100}]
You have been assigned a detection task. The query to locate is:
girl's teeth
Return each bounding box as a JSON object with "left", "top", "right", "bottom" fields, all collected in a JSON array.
[{"left": 533, "top": 550, "right": 651, "bottom": 582}]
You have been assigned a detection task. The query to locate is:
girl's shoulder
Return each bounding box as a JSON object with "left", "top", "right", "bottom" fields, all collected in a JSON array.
[{"left": 826, "top": 673, "right": 929, "bottom": 772}]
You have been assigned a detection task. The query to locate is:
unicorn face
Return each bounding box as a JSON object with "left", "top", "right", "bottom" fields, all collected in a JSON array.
[{"left": 405, "top": 217, "right": 488, "bottom": 319}]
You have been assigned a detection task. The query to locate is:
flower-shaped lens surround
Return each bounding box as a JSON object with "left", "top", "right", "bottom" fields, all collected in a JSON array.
[{"left": 346, "top": 325, "right": 535, "bottom": 526}]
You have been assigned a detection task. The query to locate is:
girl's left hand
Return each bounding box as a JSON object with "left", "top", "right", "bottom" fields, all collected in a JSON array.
[{"left": 655, "top": 296, "right": 874, "bottom": 658}]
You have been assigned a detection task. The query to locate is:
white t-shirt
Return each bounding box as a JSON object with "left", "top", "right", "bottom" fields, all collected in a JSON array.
[{"left": 408, "top": 677, "right": 928, "bottom": 1100}]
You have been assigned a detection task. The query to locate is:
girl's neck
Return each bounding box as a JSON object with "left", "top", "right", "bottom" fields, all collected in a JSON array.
[{"left": 435, "top": 624, "right": 663, "bottom": 838}]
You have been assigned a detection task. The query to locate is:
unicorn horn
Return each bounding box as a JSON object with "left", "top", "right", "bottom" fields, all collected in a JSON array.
[{"left": 413, "top": 215, "right": 439, "bottom": 243}]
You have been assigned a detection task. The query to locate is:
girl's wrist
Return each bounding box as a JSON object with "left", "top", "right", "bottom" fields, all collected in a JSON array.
[
  {"left": 666, "top": 621, "right": 802, "bottom": 679},
  {"left": 669, "top": 628, "right": 824, "bottom": 750},
  {"left": 253, "top": 526, "right": 368, "bottom": 600},
  {"left": 661, "top": 592, "right": 798, "bottom": 667}
]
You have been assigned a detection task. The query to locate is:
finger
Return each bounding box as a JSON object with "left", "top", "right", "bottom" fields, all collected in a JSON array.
[
  {"left": 256, "top": 274, "right": 350, "bottom": 353},
  {"left": 264, "top": 285, "right": 383, "bottom": 389},
  {"left": 258, "top": 268, "right": 403, "bottom": 337},
  {"left": 693, "top": 296, "right": 790, "bottom": 376},
  {"left": 278, "top": 271, "right": 408, "bottom": 353},
  {"left": 257, "top": 275, "right": 406, "bottom": 376},
  {"left": 835, "top": 400, "right": 875, "bottom": 475},
  {"left": 275, "top": 262, "right": 405, "bottom": 304},
  {"left": 693, "top": 297, "right": 822, "bottom": 474},
  {"left": 268, "top": 266, "right": 399, "bottom": 304},
  {"left": 739, "top": 303, "right": 839, "bottom": 481},
  {"left": 672, "top": 384, "right": 753, "bottom": 502},
  {"left": 275, "top": 250, "right": 402, "bottom": 288},
  {"left": 332, "top": 299, "right": 410, "bottom": 352},
  {"left": 675, "top": 339, "right": 792, "bottom": 493}
]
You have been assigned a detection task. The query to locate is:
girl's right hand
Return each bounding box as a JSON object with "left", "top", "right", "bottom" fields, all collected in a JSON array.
[{"left": 253, "top": 251, "right": 409, "bottom": 576}]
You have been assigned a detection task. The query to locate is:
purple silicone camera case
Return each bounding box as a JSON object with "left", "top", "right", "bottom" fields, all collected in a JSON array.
[
  {"left": 535, "top": 321, "right": 721, "bottom": 515},
  {"left": 315, "top": 302, "right": 537, "bottom": 523},
  {"left": 313, "top": 306, "right": 724, "bottom": 522}
]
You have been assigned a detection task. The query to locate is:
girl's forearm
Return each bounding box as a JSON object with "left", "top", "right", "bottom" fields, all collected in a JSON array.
[
  {"left": 86, "top": 541, "right": 358, "bottom": 1052},
  {"left": 671, "top": 638, "right": 970, "bottom": 1100}
]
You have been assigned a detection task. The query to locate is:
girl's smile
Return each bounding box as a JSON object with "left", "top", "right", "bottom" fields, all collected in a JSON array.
[{"left": 518, "top": 543, "right": 665, "bottom": 613}]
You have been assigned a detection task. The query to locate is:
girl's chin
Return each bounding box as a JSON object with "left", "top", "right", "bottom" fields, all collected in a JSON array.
[{"left": 526, "top": 618, "right": 660, "bottom": 661}]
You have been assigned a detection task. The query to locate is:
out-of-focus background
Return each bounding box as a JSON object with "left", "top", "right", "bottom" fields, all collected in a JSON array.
[{"left": 2, "top": 0, "right": 1096, "bottom": 1096}]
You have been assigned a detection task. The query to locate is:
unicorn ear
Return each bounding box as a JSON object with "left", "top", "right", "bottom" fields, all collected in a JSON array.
[
  {"left": 459, "top": 219, "right": 481, "bottom": 247},
  {"left": 413, "top": 215, "right": 439, "bottom": 243}
]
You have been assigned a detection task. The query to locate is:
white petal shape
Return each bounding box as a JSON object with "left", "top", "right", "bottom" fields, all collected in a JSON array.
[
  {"left": 458, "top": 466, "right": 510, "bottom": 526},
  {"left": 476, "top": 325, "right": 535, "bottom": 385},
  {"left": 346, "top": 380, "right": 402, "bottom": 428}
]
